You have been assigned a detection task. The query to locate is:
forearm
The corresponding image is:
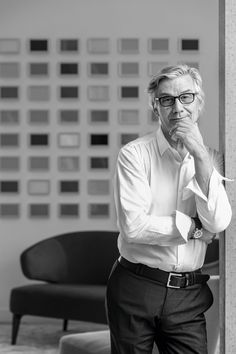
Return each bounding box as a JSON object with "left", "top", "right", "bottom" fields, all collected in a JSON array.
[
  {"left": 117, "top": 210, "right": 191, "bottom": 246},
  {"left": 187, "top": 216, "right": 216, "bottom": 244},
  {"left": 184, "top": 144, "right": 232, "bottom": 233},
  {"left": 193, "top": 145, "right": 213, "bottom": 197},
  {"left": 196, "top": 184, "right": 232, "bottom": 233}
]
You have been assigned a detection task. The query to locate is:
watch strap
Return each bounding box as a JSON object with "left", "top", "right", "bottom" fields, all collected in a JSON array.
[
  {"left": 192, "top": 217, "right": 202, "bottom": 230},
  {"left": 191, "top": 217, "right": 203, "bottom": 239}
]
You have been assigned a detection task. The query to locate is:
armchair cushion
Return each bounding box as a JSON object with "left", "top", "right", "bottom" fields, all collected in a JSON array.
[{"left": 10, "top": 284, "right": 107, "bottom": 323}]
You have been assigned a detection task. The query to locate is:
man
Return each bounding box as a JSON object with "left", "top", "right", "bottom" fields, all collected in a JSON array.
[{"left": 106, "top": 64, "right": 232, "bottom": 354}]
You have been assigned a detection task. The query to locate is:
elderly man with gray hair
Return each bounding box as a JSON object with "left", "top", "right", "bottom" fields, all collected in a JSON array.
[{"left": 106, "top": 64, "right": 232, "bottom": 354}]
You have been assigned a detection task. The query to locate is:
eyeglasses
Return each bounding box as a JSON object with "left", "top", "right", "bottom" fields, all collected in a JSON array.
[{"left": 155, "top": 93, "right": 196, "bottom": 107}]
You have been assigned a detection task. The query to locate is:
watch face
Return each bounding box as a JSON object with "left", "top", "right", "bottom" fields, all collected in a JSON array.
[{"left": 193, "top": 229, "right": 203, "bottom": 239}]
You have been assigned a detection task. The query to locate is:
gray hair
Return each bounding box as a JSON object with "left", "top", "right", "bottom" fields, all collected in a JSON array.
[{"left": 148, "top": 64, "right": 205, "bottom": 115}]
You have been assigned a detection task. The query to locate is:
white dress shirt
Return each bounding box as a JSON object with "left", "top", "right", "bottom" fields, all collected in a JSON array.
[{"left": 114, "top": 125, "right": 232, "bottom": 272}]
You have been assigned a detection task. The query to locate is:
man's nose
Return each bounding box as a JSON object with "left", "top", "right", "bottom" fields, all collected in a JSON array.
[{"left": 172, "top": 97, "right": 184, "bottom": 113}]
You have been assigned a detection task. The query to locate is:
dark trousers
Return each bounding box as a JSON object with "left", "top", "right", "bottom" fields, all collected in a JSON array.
[{"left": 106, "top": 261, "right": 213, "bottom": 354}]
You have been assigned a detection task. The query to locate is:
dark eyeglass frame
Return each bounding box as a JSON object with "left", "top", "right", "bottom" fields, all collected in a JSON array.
[{"left": 155, "top": 93, "right": 197, "bottom": 107}]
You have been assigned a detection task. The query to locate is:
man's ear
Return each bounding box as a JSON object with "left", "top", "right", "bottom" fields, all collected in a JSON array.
[
  {"left": 152, "top": 103, "right": 159, "bottom": 117},
  {"left": 153, "top": 107, "right": 159, "bottom": 115}
]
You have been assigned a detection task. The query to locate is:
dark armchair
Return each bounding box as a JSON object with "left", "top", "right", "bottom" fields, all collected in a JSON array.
[{"left": 9, "top": 231, "right": 119, "bottom": 345}]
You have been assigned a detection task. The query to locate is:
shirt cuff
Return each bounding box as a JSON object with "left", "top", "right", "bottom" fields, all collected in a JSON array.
[
  {"left": 175, "top": 210, "right": 192, "bottom": 242},
  {"left": 207, "top": 168, "right": 234, "bottom": 210},
  {"left": 183, "top": 168, "right": 233, "bottom": 203}
]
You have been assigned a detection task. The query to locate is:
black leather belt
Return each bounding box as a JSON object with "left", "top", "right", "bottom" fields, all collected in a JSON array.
[{"left": 119, "top": 257, "right": 209, "bottom": 288}]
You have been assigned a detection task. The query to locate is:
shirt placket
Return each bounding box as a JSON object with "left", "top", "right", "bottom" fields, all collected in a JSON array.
[{"left": 175, "top": 158, "right": 190, "bottom": 271}]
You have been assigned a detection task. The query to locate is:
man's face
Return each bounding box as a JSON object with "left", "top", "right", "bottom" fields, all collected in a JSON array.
[{"left": 155, "top": 74, "right": 199, "bottom": 139}]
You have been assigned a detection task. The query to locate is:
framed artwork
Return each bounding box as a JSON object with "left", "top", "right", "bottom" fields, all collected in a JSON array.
[
  {"left": 118, "top": 109, "right": 139, "bottom": 125},
  {"left": 29, "top": 63, "right": 49, "bottom": 76},
  {"left": 58, "top": 133, "right": 80, "bottom": 148},
  {"left": 118, "top": 38, "right": 139, "bottom": 53},
  {"left": 89, "top": 110, "right": 109, "bottom": 123},
  {"left": 59, "top": 39, "right": 79, "bottom": 52},
  {"left": 29, "top": 110, "right": 49, "bottom": 124},
  {"left": 58, "top": 156, "right": 80, "bottom": 171},
  {"left": 0, "top": 157, "right": 19, "bottom": 171},
  {"left": 60, "top": 63, "right": 79, "bottom": 75},
  {"left": 28, "top": 180, "right": 50, "bottom": 195},
  {"left": 88, "top": 203, "right": 109, "bottom": 218},
  {"left": 29, "top": 204, "right": 50, "bottom": 218},
  {"left": 0, "top": 62, "right": 19, "bottom": 78},
  {"left": 29, "top": 39, "right": 48, "bottom": 52},
  {"left": 59, "top": 180, "right": 79, "bottom": 193},
  {"left": 0, "top": 39, "right": 20, "bottom": 54},
  {"left": 59, "top": 204, "right": 79, "bottom": 217},
  {"left": 87, "top": 86, "right": 109, "bottom": 101},
  {"left": 180, "top": 38, "right": 199, "bottom": 52},
  {"left": 28, "top": 86, "right": 50, "bottom": 101},
  {"left": 59, "top": 110, "right": 79, "bottom": 124},
  {"left": 60, "top": 86, "right": 79, "bottom": 99},
  {"left": 30, "top": 134, "right": 49, "bottom": 146},
  {"left": 0, "top": 86, "right": 19, "bottom": 99},
  {"left": 87, "top": 180, "right": 109, "bottom": 195},
  {"left": 148, "top": 38, "right": 169, "bottom": 53},
  {"left": 90, "top": 157, "right": 109, "bottom": 169},
  {"left": 120, "top": 86, "right": 139, "bottom": 99},
  {"left": 29, "top": 157, "right": 49, "bottom": 171},
  {"left": 88, "top": 62, "right": 109, "bottom": 76},
  {"left": 0, "top": 134, "right": 19, "bottom": 147},
  {"left": 0, "top": 180, "right": 19, "bottom": 193},
  {"left": 87, "top": 38, "right": 109, "bottom": 54},
  {"left": 0, "top": 204, "right": 19, "bottom": 217},
  {"left": 0, "top": 110, "right": 19, "bottom": 124},
  {"left": 90, "top": 134, "right": 108, "bottom": 146},
  {"left": 118, "top": 62, "right": 139, "bottom": 77}
]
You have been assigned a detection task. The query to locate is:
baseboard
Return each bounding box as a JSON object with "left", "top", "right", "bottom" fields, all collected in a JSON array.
[{"left": 0, "top": 309, "right": 11, "bottom": 323}]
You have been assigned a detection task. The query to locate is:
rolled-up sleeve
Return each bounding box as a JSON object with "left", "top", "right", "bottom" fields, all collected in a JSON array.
[{"left": 184, "top": 168, "right": 232, "bottom": 233}]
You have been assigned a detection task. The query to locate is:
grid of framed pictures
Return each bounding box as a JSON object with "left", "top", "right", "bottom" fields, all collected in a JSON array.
[{"left": 0, "top": 37, "right": 200, "bottom": 219}]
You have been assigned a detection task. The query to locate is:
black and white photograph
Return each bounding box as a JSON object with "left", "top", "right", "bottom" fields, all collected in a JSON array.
[{"left": 0, "top": 1, "right": 235, "bottom": 353}]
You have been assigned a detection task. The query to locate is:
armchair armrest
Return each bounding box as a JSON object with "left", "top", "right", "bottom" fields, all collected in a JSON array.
[{"left": 21, "top": 238, "right": 67, "bottom": 283}]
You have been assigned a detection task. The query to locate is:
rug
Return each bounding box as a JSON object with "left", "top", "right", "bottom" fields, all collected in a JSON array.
[{"left": 0, "top": 321, "right": 108, "bottom": 354}]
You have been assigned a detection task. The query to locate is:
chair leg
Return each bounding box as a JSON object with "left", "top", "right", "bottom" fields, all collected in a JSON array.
[
  {"left": 11, "top": 314, "right": 22, "bottom": 345},
  {"left": 63, "top": 319, "right": 68, "bottom": 331}
]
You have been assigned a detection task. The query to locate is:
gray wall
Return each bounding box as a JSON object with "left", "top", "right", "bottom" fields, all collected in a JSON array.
[{"left": 0, "top": 0, "right": 219, "bottom": 321}]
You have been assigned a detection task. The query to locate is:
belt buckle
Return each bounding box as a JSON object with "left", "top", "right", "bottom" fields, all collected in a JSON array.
[{"left": 167, "top": 272, "right": 183, "bottom": 288}]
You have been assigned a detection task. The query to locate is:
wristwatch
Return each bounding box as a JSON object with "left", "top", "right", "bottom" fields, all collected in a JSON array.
[{"left": 191, "top": 217, "right": 203, "bottom": 239}]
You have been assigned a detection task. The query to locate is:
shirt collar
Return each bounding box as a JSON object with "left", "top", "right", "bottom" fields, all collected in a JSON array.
[{"left": 156, "top": 125, "right": 172, "bottom": 156}]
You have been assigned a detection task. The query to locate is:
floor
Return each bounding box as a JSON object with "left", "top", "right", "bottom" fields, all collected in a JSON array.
[
  {"left": 0, "top": 320, "right": 108, "bottom": 354},
  {"left": 0, "top": 318, "right": 220, "bottom": 354}
]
